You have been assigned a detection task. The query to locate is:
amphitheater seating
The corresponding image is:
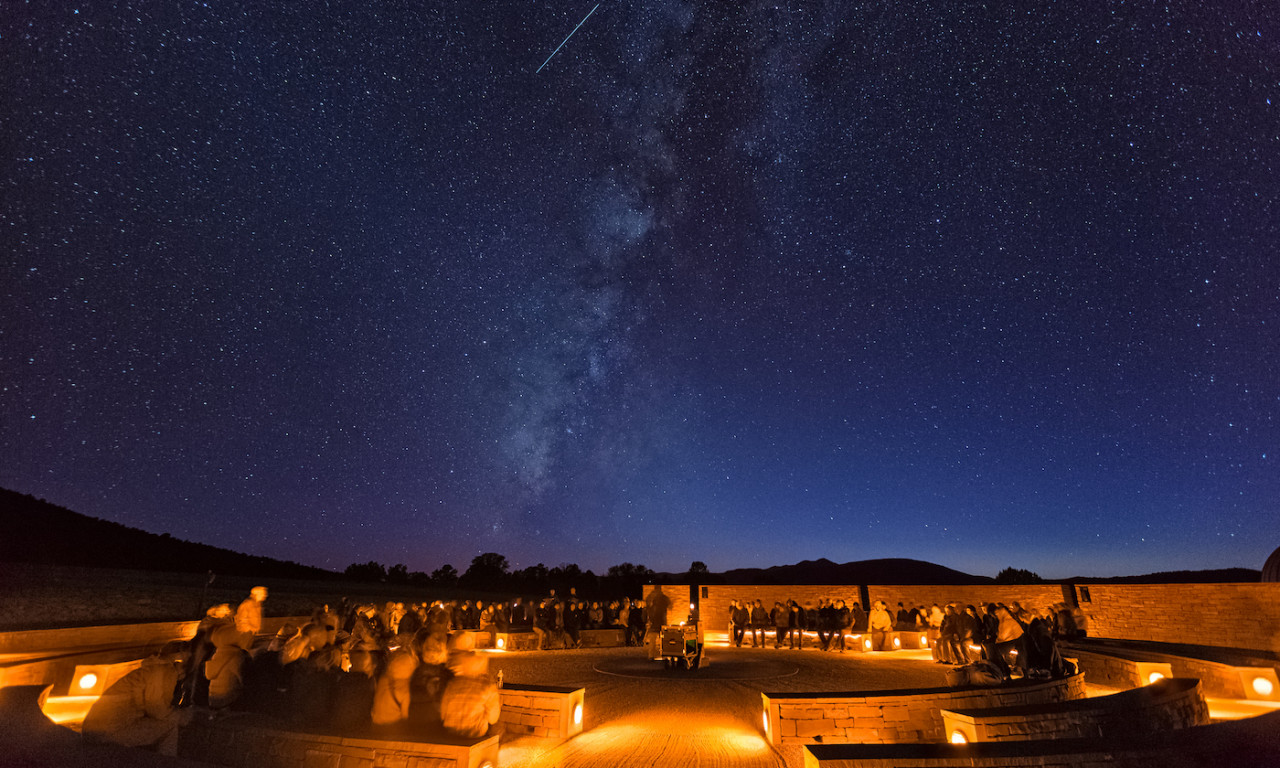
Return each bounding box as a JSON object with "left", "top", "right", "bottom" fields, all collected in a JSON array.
[
  {"left": 1063, "top": 640, "right": 1280, "bottom": 701},
  {"left": 940, "top": 677, "right": 1209, "bottom": 744},
  {"left": 804, "top": 707, "right": 1280, "bottom": 767},
  {"left": 761, "top": 672, "right": 1086, "bottom": 746},
  {"left": 179, "top": 713, "right": 500, "bottom": 768}
]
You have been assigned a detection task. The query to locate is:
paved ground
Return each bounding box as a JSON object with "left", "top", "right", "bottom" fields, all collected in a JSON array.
[{"left": 489, "top": 638, "right": 950, "bottom": 767}]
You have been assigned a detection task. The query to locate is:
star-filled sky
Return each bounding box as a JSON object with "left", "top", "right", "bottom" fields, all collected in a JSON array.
[{"left": 4, "top": 1, "right": 1278, "bottom": 579}]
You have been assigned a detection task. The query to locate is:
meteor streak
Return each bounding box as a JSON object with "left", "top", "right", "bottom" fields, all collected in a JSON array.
[{"left": 537, "top": 4, "right": 600, "bottom": 74}]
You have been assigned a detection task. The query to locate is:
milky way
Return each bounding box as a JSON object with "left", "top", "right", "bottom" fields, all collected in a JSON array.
[{"left": 3, "top": 1, "right": 1277, "bottom": 578}]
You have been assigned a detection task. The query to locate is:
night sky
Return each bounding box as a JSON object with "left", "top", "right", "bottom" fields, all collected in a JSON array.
[{"left": 4, "top": 1, "right": 1278, "bottom": 579}]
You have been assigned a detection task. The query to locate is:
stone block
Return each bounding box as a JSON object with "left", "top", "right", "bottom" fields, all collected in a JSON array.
[{"left": 795, "top": 720, "right": 841, "bottom": 738}]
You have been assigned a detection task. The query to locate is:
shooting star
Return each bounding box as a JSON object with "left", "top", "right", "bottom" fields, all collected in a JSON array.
[{"left": 537, "top": 3, "right": 600, "bottom": 74}]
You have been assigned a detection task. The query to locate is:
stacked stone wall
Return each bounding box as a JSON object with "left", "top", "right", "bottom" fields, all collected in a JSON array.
[
  {"left": 868, "top": 585, "right": 1063, "bottom": 618},
  {"left": 178, "top": 715, "right": 499, "bottom": 768},
  {"left": 944, "top": 679, "right": 1209, "bottom": 743},
  {"left": 698, "top": 586, "right": 865, "bottom": 634},
  {"left": 498, "top": 685, "right": 583, "bottom": 738},
  {"left": 697, "top": 585, "right": 1064, "bottom": 635},
  {"left": 1078, "top": 583, "right": 1280, "bottom": 653},
  {"left": 763, "top": 673, "right": 1086, "bottom": 746}
]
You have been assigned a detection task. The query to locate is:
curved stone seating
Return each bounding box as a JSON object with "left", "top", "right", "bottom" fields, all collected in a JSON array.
[
  {"left": 940, "top": 677, "right": 1209, "bottom": 744},
  {"left": 804, "top": 706, "right": 1280, "bottom": 767},
  {"left": 179, "top": 713, "right": 500, "bottom": 768},
  {"left": 761, "top": 672, "right": 1086, "bottom": 746},
  {"left": 1063, "top": 640, "right": 1280, "bottom": 701}
]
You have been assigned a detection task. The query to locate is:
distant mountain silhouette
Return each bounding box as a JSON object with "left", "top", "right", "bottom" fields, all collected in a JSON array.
[
  {"left": 1066, "top": 568, "right": 1260, "bottom": 584},
  {"left": 684, "top": 557, "right": 994, "bottom": 585},
  {"left": 3, "top": 487, "right": 1259, "bottom": 585},
  {"left": 0, "top": 488, "right": 337, "bottom": 580}
]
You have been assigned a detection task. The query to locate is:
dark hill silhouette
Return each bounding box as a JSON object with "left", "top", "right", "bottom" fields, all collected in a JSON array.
[
  {"left": 1066, "top": 568, "right": 1260, "bottom": 583},
  {"left": 0, "top": 488, "right": 336, "bottom": 580},
  {"left": 703, "top": 557, "right": 993, "bottom": 585}
]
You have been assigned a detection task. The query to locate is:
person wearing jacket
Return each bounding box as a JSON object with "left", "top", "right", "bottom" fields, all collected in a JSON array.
[
  {"left": 83, "top": 643, "right": 191, "bottom": 755},
  {"left": 771, "top": 601, "right": 789, "bottom": 648},
  {"left": 750, "top": 600, "right": 770, "bottom": 647},
  {"left": 868, "top": 601, "right": 893, "bottom": 651},
  {"left": 730, "top": 600, "right": 750, "bottom": 647}
]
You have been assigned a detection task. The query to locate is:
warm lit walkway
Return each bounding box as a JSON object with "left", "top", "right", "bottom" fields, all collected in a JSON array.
[{"left": 489, "top": 637, "right": 950, "bottom": 767}]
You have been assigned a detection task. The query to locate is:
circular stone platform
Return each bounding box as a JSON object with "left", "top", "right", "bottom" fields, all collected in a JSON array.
[{"left": 592, "top": 655, "right": 799, "bottom": 680}]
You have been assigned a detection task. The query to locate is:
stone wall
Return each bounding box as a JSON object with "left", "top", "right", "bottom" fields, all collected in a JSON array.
[
  {"left": 762, "top": 673, "right": 1086, "bottom": 746},
  {"left": 695, "top": 585, "right": 1066, "bottom": 635},
  {"left": 1078, "top": 583, "right": 1280, "bottom": 653},
  {"left": 498, "top": 684, "right": 584, "bottom": 738},
  {"left": 665, "top": 581, "right": 1280, "bottom": 655},
  {"left": 178, "top": 714, "right": 500, "bottom": 768},
  {"left": 941, "top": 678, "right": 1209, "bottom": 743},
  {"left": 868, "top": 585, "right": 1064, "bottom": 618}
]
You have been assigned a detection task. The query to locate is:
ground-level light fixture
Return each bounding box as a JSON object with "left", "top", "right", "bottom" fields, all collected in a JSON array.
[
  {"left": 1148, "top": 672, "right": 1166, "bottom": 684},
  {"left": 573, "top": 703, "right": 583, "bottom": 727},
  {"left": 1238, "top": 668, "right": 1279, "bottom": 700},
  {"left": 950, "top": 730, "right": 968, "bottom": 744}
]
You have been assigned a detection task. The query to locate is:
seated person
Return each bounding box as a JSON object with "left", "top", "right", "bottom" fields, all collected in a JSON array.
[
  {"left": 439, "top": 648, "right": 500, "bottom": 738},
  {"left": 82, "top": 642, "right": 191, "bottom": 755}
]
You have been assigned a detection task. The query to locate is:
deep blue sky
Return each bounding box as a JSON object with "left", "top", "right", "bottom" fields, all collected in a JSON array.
[{"left": 4, "top": 1, "right": 1277, "bottom": 579}]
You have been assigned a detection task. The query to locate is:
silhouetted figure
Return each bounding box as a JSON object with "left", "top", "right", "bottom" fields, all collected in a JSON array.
[{"left": 83, "top": 643, "right": 190, "bottom": 756}]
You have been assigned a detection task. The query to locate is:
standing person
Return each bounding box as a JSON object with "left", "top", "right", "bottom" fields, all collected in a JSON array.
[
  {"left": 816, "top": 599, "right": 835, "bottom": 651},
  {"left": 868, "top": 601, "right": 893, "bottom": 651},
  {"left": 771, "top": 602, "right": 789, "bottom": 649},
  {"left": 629, "top": 599, "right": 648, "bottom": 647},
  {"left": 234, "top": 586, "right": 268, "bottom": 651},
  {"left": 788, "top": 601, "right": 806, "bottom": 649},
  {"left": 179, "top": 603, "right": 232, "bottom": 707},
  {"left": 730, "top": 600, "right": 750, "bottom": 647},
  {"left": 563, "top": 600, "right": 582, "bottom": 649},
  {"left": 750, "top": 600, "right": 769, "bottom": 648}
]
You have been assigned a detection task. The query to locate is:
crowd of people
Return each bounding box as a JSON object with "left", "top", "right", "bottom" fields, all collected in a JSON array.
[
  {"left": 83, "top": 586, "right": 506, "bottom": 754},
  {"left": 725, "top": 596, "right": 1081, "bottom": 683},
  {"left": 80, "top": 585, "right": 1086, "bottom": 754},
  {"left": 526, "top": 591, "right": 651, "bottom": 650}
]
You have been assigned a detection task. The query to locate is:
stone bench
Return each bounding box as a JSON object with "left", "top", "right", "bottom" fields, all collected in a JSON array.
[
  {"left": 761, "top": 672, "right": 1086, "bottom": 747},
  {"left": 941, "top": 677, "right": 1209, "bottom": 744},
  {"left": 493, "top": 628, "right": 628, "bottom": 651},
  {"left": 179, "top": 713, "right": 500, "bottom": 768},
  {"left": 834, "top": 630, "right": 929, "bottom": 653},
  {"left": 499, "top": 683, "right": 585, "bottom": 738},
  {"left": 1063, "top": 641, "right": 1280, "bottom": 701},
  {"left": 0, "top": 616, "right": 306, "bottom": 692},
  {"left": 803, "top": 707, "right": 1280, "bottom": 767}
]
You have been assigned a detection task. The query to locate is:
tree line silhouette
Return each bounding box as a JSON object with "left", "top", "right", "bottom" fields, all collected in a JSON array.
[{"left": 344, "top": 553, "right": 678, "bottom": 599}]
